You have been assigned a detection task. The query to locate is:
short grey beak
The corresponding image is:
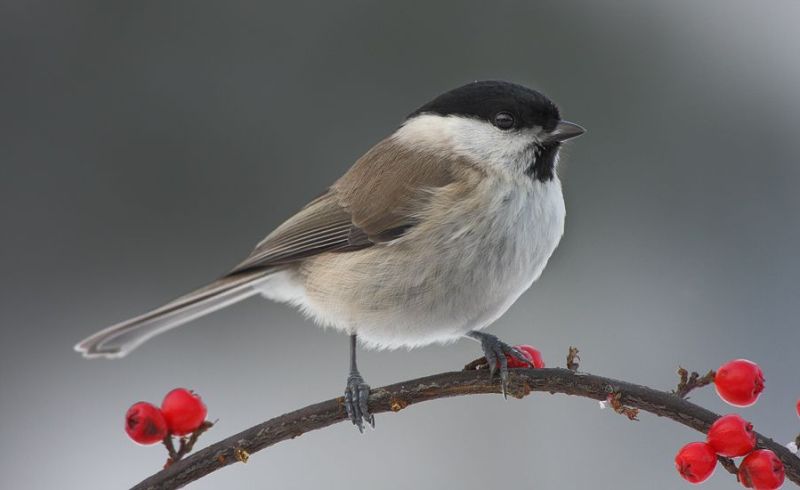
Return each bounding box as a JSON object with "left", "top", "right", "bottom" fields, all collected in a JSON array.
[{"left": 547, "top": 120, "right": 585, "bottom": 142}]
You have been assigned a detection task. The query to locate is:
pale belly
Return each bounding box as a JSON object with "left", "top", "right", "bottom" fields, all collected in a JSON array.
[{"left": 259, "top": 179, "right": 566, "bottom": 350}]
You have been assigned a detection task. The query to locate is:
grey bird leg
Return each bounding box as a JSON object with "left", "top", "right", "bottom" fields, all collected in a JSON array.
[
  {"left": 466, "top": 331, "right": 534, "bottom": 398},
  {"left": 344, "top": 334, "right": 374, "bottom": 432}
]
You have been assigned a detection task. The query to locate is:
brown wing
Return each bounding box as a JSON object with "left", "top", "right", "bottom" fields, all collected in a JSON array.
[
  {"left": 230, "top": 193, "right": 370, "bottom": 272},
  {"left": 229, "top": 138, "right": 456, "bottom": 273},
  {"left": 332, "top": 138, "right": 455, "bottom": 239}
]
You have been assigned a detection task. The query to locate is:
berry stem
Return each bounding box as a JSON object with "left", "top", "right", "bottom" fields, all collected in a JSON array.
[
  {"left": 718, "top": 456, "right": 739, "bottom": 477},
  {"left": 161, "top": 435, "right": 179, "bottom": 466},
  {"left": 162, "top": 421, "right": 215, "bottom": 468}
]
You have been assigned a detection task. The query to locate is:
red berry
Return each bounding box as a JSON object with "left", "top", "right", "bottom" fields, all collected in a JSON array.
[
  {"left": 125, "top": 402, "right": 168, "bottom": 445},
  {"left": 714, "top": 359, "right": 765, "bottom": 407},
  {"left": 161, "top": 388, "right": 208, "bottom": 436},
  {"left": 506, "top": 345, "right": 545, "bottom": 369},
  {"left": 738, "top": 449, "right": 784, "bottom": 489},
  {"left": 796, "top": 399, "right": 799, "bottom": 419},
  {"left": 706, "top": 414, "right": 756, "bottom": 457},
  {"left": 675, "top": 442, "right": 717, "bottom": 484},
  {"left": 517, "top": 345, "right": 545, "bottom": 368}
]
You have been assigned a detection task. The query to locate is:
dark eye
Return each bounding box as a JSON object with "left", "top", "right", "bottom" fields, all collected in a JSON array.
[{"left": 493, "top": 112, "right": 515, "bottom": 130}]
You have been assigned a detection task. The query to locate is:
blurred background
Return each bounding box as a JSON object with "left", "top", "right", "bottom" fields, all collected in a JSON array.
[{"left": 2, "top": 1, "right": 799, "bottom": 488}]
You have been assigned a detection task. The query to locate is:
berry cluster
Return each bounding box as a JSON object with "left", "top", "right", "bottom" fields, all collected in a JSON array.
[
  {"left": 675, "top": 359, "right": 785, "bottom": 489},
  {"left": 125, "top": 388, "right": 210, "bottom": 465}
]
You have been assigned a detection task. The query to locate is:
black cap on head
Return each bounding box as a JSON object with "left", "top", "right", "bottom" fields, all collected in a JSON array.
[{"left": 408, "top": 80, "right": 561, "bottom": 131}]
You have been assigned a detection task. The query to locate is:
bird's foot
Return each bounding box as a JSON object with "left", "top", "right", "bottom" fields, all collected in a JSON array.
[
  {"left": 469, "top": 331, "right": 533, "bottom": 398},
  {"left": 344, "top": 372, "right": 374, "bottom": 432}
]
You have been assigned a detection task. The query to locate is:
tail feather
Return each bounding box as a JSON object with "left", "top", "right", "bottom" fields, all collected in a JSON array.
[{"left": 75, "top": 270, "right": 271, "bottom": 359}]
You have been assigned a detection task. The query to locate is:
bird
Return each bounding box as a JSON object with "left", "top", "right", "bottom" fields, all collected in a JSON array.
[{"left": 75, "top": 80, "right": 585, "bottom": 432}]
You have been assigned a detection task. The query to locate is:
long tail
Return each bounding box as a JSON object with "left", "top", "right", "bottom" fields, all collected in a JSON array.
[{"left": 75, "top": 269, "right": 272, "bottom": 359}]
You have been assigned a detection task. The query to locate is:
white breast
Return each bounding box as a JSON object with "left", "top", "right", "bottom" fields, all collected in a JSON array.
[
  {"left": 427, "top": 177, "right": 566, "bottom": 339},
  {"left": 287, "top": 175, "right": 565, "bottom": 350}
]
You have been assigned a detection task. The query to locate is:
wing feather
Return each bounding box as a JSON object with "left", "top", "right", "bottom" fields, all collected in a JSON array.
[{"left": 230, "top": 137, "right": 458, "bottom": 273}]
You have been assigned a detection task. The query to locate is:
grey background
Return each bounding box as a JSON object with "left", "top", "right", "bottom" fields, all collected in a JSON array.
[{"left": 2, "top": 1, "right": 799, "bottom": 489}]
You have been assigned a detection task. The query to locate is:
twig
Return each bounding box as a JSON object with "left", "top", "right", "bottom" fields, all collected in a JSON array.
[
  {"left": 567, "top": 346, "right": 580, "bottom": 372},
  {"left": 673, "top": 367, "right": 715, "bottom": 399},
  {"left": 130, "top": 368, "right": 800, "bottom": 490},
  {"left": 607, "top": 392, "right": 639, "bottom": 420},
  {"left": 463, "top": 356, "right": 488, "bottom": 371}
]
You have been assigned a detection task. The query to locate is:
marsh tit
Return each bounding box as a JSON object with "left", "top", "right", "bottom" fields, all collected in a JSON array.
[{"left": 76, "top": 80, "right": 584, "bottom": 431}]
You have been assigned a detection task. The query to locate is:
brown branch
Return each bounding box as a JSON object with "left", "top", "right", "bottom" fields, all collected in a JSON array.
[{"left": 130, "top": 368, "right": 800, "bottom": 489}]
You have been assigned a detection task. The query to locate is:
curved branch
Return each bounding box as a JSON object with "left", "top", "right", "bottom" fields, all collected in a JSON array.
[{"left": 131, "top": 368, "right": 800, "bottom": 489}]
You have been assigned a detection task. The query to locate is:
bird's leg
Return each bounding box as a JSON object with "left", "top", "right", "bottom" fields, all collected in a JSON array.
[
  {"left": 343, "top": 334, "right": 374, "bottom": 432},
  {"left": 466, "top": 330, "right": 533, "bottom": 398}
]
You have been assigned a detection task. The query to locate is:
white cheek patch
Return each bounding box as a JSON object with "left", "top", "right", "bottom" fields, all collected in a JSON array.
[{"left": 393, "top": 114, "right": 544, "bottom": 173}]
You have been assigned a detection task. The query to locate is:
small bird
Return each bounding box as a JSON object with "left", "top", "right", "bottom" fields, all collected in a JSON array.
[{"left": 76, "top": 80, "right": 584, "bottom": 431}]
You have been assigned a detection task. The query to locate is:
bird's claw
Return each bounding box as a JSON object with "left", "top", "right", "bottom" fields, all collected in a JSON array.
[
  {"left": 475, "top": 333, "right": 533, "bottom": 398},
  {"left": 344, "top": 373, "right": 374, "bottom": 432}
]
